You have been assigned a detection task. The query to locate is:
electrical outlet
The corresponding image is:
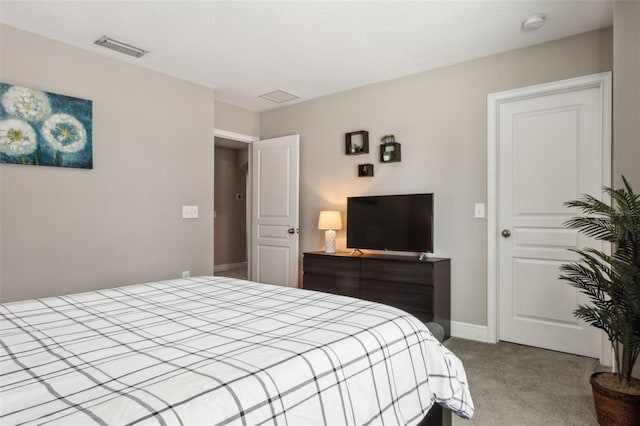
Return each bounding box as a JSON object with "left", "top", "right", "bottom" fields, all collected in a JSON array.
[
  {"left": 182, "top": 271, "right": 190, "bottom": 278},
  {"left": 182, "top": 205, "right": 198, "bottom": 219}
]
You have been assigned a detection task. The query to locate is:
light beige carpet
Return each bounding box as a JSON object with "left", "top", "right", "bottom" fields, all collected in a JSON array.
[
  {"left": 215, "top": 267, "right": 248, "bottom": 280},
  {"left": 445, "top": 338, "right": 607, "bottom": 426}
]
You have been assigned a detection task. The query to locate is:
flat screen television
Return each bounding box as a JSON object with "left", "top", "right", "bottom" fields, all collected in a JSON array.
[{"left": 347, "top": 193, "right": 433, "bottom": 253}]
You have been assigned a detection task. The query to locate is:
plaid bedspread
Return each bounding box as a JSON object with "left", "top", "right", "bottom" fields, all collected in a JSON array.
[{"left": 0, "top": 276, "right": 473, "bottom": 425}]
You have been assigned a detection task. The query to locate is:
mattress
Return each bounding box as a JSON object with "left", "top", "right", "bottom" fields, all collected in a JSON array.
[{"left": 0, "top": 276, "right": 473, "bottom": 425}]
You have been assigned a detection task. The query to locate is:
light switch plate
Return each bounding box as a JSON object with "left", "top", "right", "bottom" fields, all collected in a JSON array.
[
  {"left": 475, "top": 203, "right": 485, "bottom": 218},
  {"left": 182, "top": 205, "right": 199, "bottom": 219}
]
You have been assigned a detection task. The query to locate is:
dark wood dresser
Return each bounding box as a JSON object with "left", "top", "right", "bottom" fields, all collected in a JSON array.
[{"left": 302, "top": 251, "right": 451, "bottom": 338}]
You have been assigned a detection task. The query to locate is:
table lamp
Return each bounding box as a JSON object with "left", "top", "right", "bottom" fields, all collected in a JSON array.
[{"left": 318, "top": 210, "right": 342, "bottom": 253}]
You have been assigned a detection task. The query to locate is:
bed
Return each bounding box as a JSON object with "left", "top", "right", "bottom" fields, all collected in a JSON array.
[{"left": 0, "top": 276, "right": 473, "bottom": 425}]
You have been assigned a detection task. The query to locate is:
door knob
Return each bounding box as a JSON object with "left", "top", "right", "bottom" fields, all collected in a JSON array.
[
  {"left": 287, "top": 228, "right": 295, "bottom": 234},
  {"left": 501, "top": 229, "right": 511, "bottom": 238}
]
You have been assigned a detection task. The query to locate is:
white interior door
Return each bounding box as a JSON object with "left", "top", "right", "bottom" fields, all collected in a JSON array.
[
  {"left": 251, "top": 135, "right": 300, "bottom": 287},
  {"left": 490, "top": 73, "right": 611, "bottom": 358}
]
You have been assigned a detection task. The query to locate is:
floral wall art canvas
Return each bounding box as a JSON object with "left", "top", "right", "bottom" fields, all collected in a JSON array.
[{"left": 0, "top": 83, "right": 92, "bottom": 169}]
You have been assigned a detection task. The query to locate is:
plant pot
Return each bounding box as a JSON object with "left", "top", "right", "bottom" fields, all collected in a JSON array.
[{"left": 590, "top": 372, "right": 640, "bottom": 425}]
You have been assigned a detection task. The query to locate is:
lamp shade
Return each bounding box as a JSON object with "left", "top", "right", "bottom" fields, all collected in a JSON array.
[{"left": 318, "top": 210, "right": 342, "bottom": 230}]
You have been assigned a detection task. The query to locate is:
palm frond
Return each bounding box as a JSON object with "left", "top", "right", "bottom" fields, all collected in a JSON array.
[{"left": 563, "top": 217, "right": 614, "bottom": 241}]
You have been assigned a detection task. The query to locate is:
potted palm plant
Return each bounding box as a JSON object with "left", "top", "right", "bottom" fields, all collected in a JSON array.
[{"left": 560, "top": 176, "right": 640, "bottom": 425}]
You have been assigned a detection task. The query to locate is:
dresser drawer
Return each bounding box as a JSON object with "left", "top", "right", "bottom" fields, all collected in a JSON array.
[
  {"left": 303, "top": 272, "right": 359, "bottom": 298},
  {"left": 304, "top": 255, "right": 359, "bottom": 276},
  {"left": 360, "top": 279, "right": 433, "bottom": 315},
  {"left": 360, "top": 259, "right": 433, "bottom": 285},
  {"left": 303, "top": 254, "right": 360, "bottom": 298}
]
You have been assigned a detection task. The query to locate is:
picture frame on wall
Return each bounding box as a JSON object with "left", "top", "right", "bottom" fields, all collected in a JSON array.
[{"left": 0, "top": 83, "right": 93, "bottom": 169}]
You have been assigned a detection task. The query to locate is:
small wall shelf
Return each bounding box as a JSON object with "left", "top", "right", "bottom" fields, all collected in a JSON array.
[
  {"left": 346, "top": 130, "right": 369, "bottom": 155},
  {"left": 380, "top": 142, "right": 401, "bottom": 163},
  {"left": 358, "top": 163, "right": 374, "bottom": 177}
]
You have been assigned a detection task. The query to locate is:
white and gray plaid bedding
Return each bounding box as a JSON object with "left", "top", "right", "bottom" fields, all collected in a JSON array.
[{"left": 0, "top": 276, "right": 473, "bottom": 425}]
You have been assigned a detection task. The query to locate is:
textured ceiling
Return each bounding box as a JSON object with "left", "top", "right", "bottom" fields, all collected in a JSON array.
[{"left": 0, "top": 1, "right": 613, "bottom": 111}]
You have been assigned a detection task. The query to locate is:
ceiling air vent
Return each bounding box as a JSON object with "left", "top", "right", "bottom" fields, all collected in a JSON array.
[
  {"left": 94, "top": 36, "right": 148, "bottom": 58},
  {"left": 259, "top": 90, "right": 300, "bottom": 104}
]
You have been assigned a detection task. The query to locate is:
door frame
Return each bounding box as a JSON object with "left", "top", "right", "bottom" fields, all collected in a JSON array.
[
  {"left": 486, "top": 72, "right": 612, "bottom": 365},
  {"left": 213, "top": 129, "right": 259, "bottom": 279}
]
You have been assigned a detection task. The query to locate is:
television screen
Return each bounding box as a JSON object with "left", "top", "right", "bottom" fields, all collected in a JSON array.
[{"left": 347, "top": 193, "right": 433, "bottom": 252}]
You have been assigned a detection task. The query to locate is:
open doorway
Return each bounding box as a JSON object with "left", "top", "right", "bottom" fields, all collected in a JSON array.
[{"left": 214, "top": 136, "right": 250, "bottom": 280}]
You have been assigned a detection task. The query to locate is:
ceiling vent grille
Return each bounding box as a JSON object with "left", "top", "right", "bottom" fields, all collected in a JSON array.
[
  {"left": 94, "top": 36, "right": 148, "bottom": 58},
  {"left": 259, "top": 90, "right": 300, "bottom": 104}
]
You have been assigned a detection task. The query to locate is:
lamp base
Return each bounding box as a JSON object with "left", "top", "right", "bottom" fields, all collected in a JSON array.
[{"left": 324, "top": 229, "right": 337, "bottom": 253}]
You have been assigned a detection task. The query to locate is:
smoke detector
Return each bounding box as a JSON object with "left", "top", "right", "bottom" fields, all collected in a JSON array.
[{"left": 521, "top": 14, "right": 546, "bottom": 32}]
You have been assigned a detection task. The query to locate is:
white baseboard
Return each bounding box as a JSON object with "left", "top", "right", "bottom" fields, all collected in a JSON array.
[
  {"left": 214, "top": 262, "right": 247, "bottom": 273},
  {"left": 450, "top": 321, "right": 490, "bottom": 343}
]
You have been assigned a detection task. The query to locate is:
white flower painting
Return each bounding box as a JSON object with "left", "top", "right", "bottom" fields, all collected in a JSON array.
[
  {"left": 1, "top": 86, "right": 51, "bottom": 122},
  {"left": 0, "top": 119, "right": 37, "bottom": 157},
  {"left": 42, "top": 114, "right": 87, "bottom": 153},
  {"left": 0, "top": 83, "right": 92, "bottom": 169}
]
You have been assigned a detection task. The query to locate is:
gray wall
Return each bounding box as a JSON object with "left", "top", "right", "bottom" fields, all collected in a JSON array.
[
  {"left": 260, "top": 29, "right": 613, "bottom": 327},
  {"left": 215, "top": 101, "right": 260, "bottom": 137},
  {"left": 214, "top": 146, "right": 247, "bottom": 266},
  {"left": 0, "top": 25, "right": 215, "bottom": 302},
  {"left": 613, "top": 1, "right": 640, "bottom": 189}
]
